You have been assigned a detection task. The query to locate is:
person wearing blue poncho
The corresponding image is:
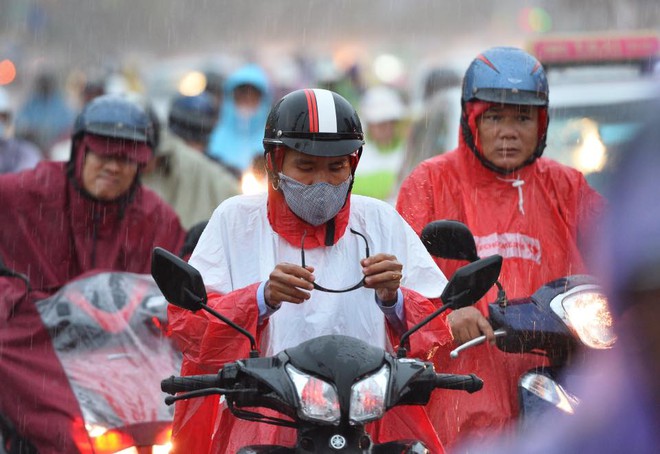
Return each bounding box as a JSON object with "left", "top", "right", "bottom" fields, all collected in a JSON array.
[{"left": 206, "top": 64, "right": 272, "bottom": 175}]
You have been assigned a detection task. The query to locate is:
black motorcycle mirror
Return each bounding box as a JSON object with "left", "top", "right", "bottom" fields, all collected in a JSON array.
[
  {"left": 152, "top": 247, "right": 206, "bottom": 311},
  {"left": 421, "top": 220, "right": 479, "bottom": 262},
  {"left": 421, "top": 220, "right": 508, "bottom": 308},
  {"left": 151, "top": 247, "right": 259, "bottom": 357},
  {"left": 397, "top": 254, "right": 503, "bottom": 358}
]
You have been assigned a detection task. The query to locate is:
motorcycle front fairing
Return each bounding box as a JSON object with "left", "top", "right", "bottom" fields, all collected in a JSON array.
[
  {"left": 488, "top": 297, "right": 577, "bottom": 364},
  {"left": 488, "top": 275, "right": 609, "bottom": 426},
  {"left": 35, "top": 271, "right": 181, "bottom": 451},
  {"left": 219, "top": 335, "right": 437, "bottom": 453},
  {"left": 488, "top": 275, "right": 603, "bottom": 364}
]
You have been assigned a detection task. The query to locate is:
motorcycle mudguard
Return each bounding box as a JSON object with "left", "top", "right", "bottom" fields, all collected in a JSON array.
[{"left": 518, "top": 369, "right": 578, "bottom": 431}]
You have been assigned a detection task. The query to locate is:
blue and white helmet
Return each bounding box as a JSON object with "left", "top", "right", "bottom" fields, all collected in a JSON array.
[{"left": 462, "top": 46, "right": 549, "bottom": 107}]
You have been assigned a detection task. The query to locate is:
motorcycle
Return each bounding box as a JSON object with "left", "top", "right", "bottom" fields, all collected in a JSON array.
[
  {"left": 151, "top": 245, "right": 503, "bottom": 453},
  {"left": 420, "top": 219, "right": 617, "bottom": 428},
  {"left": 0, "top": 263, "right": 179, "bottom": 454}
]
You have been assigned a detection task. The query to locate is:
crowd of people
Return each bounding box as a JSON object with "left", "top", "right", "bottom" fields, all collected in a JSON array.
[{"left": 0, "top": 46, "right": 657, "bottom": 453}]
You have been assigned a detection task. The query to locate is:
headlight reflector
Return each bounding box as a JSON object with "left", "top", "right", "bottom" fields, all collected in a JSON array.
[
  {"left": 349, "top": 365, "right": 389, "bottom": 424},
  {"left": 286, "top": 364, "right": 340, "bottom": 423}
]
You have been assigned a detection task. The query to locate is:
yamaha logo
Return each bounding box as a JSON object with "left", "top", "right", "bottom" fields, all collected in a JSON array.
[{"left": 329, "top": 434, "right": 347, "bottom": 450}]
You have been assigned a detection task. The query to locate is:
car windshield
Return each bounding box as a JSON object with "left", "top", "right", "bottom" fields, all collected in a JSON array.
[{"left": 546, "top": 94, "right": 656, "bottom": 194}]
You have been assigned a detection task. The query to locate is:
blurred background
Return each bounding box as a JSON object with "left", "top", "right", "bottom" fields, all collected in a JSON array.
[
  {"left": 2, "top": 0, "right": 658, "bottom": 95},
  {"left": 1, "top": 0, "right": 659, "bottom": 194}
]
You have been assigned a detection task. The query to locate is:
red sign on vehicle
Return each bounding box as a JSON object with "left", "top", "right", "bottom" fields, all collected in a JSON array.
[{"left": 530, "top": 32, "right": 660, "bottom": 64}]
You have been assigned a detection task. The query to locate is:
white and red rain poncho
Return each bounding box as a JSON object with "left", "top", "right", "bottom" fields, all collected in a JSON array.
[{"left": 168, "top": 185, "right": 454, "bottom": 453}]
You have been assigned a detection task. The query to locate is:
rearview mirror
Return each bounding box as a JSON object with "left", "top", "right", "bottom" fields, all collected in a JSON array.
[
  {"left": 421, "top": 220, "right": 479, "bottom": 262},
  {"left": 440, "top": 254, "right": 502, "bottom": 310},
  {"left": 151, "top": 247, "right": 207, "bottom": 311}
]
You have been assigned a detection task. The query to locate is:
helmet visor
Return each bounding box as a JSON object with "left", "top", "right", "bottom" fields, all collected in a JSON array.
[
  {"left": 84, "top": 134, "right": 152, "bottom": 165},
  {"left": 266, "top": 132, "right": 364, "bottom": 158},
  {"left": 471, "top": 88, "right": 548, "bottom": 106}
]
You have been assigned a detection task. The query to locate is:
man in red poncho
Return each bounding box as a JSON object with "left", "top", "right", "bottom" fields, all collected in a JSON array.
[
  {"left": 168, "top": 88, "right": 455, "bottom": 453},
  {"left": 0, "top": 94, "right": 186, "bottom": 453},
  {"left": 396, "top": 47, "right": 604, "bottom": 449}
]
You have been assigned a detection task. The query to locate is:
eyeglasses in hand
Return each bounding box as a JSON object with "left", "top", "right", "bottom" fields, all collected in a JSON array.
[{"left": 300, "top": 228, "right": 370, "bottom": 293}]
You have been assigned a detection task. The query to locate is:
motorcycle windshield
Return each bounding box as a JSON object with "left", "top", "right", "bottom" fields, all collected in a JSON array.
[{"left": 35, "top": 271, "right": 181, "bottom": 430}]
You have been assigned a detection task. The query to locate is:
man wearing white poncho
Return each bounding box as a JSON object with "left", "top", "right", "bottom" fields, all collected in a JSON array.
[{"left": 168, "top": 88, "right": 454, "bottom": 453}]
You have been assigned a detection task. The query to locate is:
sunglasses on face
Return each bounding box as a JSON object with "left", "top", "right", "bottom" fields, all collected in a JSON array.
[{"left": 300, "top": 228, "right": 370, "bottom": 293}]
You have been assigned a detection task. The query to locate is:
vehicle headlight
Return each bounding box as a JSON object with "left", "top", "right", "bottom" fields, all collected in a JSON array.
[
  {"left": 286, "top": 364, "right": 340, "bottom": 424},
  {"left": 560, "top": 289, "right": 616, "bottom": 349},
  {"left": 349, "top": 365, "right": 389, "bottom": 424}
]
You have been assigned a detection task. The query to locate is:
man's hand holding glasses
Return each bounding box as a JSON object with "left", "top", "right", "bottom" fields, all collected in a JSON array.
[
  {"left": 360, "top": 253, "right": 403, "bottom": 306},
  {"left": 264, "top": 229, "right": 403, "bottom": 310}
]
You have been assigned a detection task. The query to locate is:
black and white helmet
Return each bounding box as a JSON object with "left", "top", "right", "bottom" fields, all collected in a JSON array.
[{"left": 263, "top": 88, "right": 364, "bottom": 158}]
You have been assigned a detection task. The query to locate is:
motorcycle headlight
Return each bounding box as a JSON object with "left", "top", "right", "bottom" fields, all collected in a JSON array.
[
  {"left": 286, "top": 364, "right": 340, "bottom": 424},
  {"left": 349, "top": 365, "right": 389, "bottom": 424},
  {"left": 556, "top": 287, "right": 616, "bottom": 349}
]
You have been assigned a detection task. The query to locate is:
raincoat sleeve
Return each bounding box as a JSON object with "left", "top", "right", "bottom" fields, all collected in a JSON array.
[{"left": 167, "top": 284, "right": 263, "bottom": 454}]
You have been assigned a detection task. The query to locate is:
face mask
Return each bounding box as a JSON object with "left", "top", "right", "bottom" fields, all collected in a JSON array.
[
  {"left": 236, "top": 105, "right": 257, "bottom": 119},
  {"left": 278, "top": 173, "right": 352, "bottom": 226}
]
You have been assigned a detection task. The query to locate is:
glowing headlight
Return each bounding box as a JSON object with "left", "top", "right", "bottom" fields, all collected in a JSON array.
[
  {"left": 349, "top": 365, "right": 389, "bottom": 424},
  {"left": 560, "top": 289, "right": 616, "bottom": 349},
  {"left": 286, "top": 364, "right": 340, "bottom": 423},
  {"left": 573, "top": 132, "right": 606, "bottom": 175}
]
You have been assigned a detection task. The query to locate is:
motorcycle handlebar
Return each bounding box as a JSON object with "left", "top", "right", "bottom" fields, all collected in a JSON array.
[
  {"left": 434, "top": 373, "right": 483, "bottom": 394},
  {"left": 161, "top": 374, "right": 220, "bottom": 395}
]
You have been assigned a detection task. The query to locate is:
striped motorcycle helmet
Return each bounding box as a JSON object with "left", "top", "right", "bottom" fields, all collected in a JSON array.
[{"left": 263, "top": 88, "right": 364, "bottom": 157}]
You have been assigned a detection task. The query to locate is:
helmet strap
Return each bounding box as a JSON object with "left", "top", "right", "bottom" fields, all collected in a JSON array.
[{"left": 264, "top": 146, "right": 284, "bottom": 190}]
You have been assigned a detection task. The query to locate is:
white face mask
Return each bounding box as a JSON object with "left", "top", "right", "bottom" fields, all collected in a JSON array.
[
  {"left": 278, "top": 173, "right": 352, "bottom": 226},
  {"left": 236, "top": 105, "right": 257, "bottom": 119}
]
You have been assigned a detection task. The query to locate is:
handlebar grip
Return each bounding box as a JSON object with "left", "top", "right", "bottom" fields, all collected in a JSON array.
[
  {"left": 161, "top": 374, "right": 220, "bottom": 395},
  {"left": 434, "top": 373, "right": 483, "bottom": 394}
]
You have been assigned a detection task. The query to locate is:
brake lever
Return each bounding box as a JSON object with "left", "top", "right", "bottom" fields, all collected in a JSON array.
[{"left": 450, "top": 329, "right": 507, "bottom": 359}]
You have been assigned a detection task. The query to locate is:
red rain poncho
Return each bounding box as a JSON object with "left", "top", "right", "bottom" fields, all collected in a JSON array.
[
  {"left": 0, "top": 158, "right": 185, "bottom": 453},
  {"left": 167, "top": 184, "right": 454, "bottom": 453},
  {"left": 396, "top": 102, "right": 604, "bottom": 449},
  {"left": 0, "top": 159, "right": 186, "bottom": 296}
]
